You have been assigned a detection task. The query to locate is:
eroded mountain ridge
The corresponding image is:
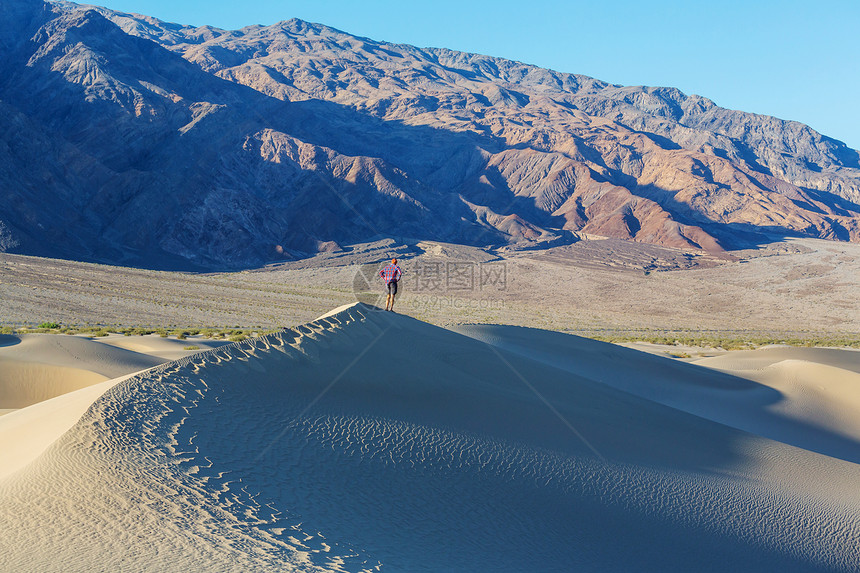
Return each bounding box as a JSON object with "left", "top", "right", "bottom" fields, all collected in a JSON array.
[{"left": 1, "top": 0, "right": 858, "bottom": 268}]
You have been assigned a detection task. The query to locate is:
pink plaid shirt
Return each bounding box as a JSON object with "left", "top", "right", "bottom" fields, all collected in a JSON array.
[{"left": 379, "top": 263, "right": 402, "bottom": 284}]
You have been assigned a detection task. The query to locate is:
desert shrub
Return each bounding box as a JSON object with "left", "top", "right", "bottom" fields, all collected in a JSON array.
[
  {"left": 665, "top": 351, "right": 691, "bottom": 359},
  {"left": 38, "top": 322, "right": 60, "bottom": 329},
  {"left": 183, "top": 345, "right": 200, "bottom": 350},
  {"left": 126, "top": 327, "right": 155, "bottom": 336}
]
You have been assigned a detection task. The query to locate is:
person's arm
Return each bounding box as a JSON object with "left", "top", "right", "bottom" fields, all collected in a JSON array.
[{"left": 396, "top": 266, "right": 402, "bottom": 281}]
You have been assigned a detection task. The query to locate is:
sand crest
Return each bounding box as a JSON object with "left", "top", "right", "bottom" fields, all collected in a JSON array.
[{"left": 1, "top": 304, "right": 858, "bottom": 571}]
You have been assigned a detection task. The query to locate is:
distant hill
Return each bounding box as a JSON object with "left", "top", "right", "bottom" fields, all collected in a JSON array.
[{"left": 1, "top": 0, "right": 859, "bottom": 268}]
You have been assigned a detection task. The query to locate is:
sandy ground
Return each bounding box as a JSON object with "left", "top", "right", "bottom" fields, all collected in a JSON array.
[
  {"left": 0, "top": 303, "right": 858, "bottom": 571},
  {"left": 0, "top": 333, "right": 230, "bottom": 412},
  {"left": 453, "top": 324, "right": 860, "bottom": 465},
  {"left": 1, "top": 238, "right": 858, "bottom": 570},
  {"left": 0, "top": 376, "right": 134, "bottom": 480},
  {"left": 1, "top": 237, "right": 859, "bottom": 337}
]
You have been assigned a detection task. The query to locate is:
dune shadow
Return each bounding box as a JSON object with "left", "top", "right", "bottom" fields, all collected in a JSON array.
[
  {"left": 0, "top": 334, "right": 21, "bottom": 348},
  {"left": 451, "top": 323, "right": 860, "bottom": 466}
]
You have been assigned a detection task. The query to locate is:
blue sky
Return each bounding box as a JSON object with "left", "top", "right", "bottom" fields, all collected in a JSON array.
[{"left": 89, "top": 0, "right": 860, "bottom": 150}]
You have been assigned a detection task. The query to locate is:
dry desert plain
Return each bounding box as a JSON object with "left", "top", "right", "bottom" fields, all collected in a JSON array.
[
  {"left": 2, "top": 236, "right": 859, "bottom": 337},
  {"left": 1, "top": 236, "right": 860, "bottom": 571}
]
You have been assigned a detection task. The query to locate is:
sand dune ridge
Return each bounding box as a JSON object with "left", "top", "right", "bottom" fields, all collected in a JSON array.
[{"left": 1, "top": 304, "right": 859, "bottom": 571}]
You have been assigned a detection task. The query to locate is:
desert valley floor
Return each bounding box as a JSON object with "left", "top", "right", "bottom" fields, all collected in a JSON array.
[{"left": 2, "top": 236, "right": 859, "bottom": 336}]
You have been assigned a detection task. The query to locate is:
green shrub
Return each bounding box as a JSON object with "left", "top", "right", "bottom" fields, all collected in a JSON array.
[
  {"left": 38, "top": 322, "right": 60, "bottom": 329},
  {"left": 183, "top": 345, "right": 200, "bottom": 350},
  {"left": 126, "top": 327, "right": 155, "bottom": 336}
]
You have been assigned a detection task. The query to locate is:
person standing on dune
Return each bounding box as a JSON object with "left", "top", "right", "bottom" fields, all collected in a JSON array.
[{"left": 379, "top": 258, "right": 402, "bottom": 312}]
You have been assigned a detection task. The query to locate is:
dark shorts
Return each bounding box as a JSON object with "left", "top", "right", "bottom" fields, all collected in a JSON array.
[{"left": 387, "top": 280, "right": 398, "bottom": 295}]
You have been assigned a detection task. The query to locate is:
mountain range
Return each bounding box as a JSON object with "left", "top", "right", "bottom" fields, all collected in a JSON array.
[{"left": 1, "top": 0, "right": 859, "bottom": 269}]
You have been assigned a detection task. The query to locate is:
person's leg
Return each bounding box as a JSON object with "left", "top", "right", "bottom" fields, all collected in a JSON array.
[{"left": 385, "top": 293, "right": 392, "bottom": 311}]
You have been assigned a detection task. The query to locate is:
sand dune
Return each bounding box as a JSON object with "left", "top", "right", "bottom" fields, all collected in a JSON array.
[
  {"left": 0, "top": 334, "right": 165, "bottom": 408},
  {"left": 696, "top": 347, "right": 860, "bottom": 467},
  {"left": 97, "top": 333, "right": 232, "bottom": 360},
  {"left": 0, "top": 374, "right": 134, "bottom": 480},
  {"left": 454, "top": 324, "right": 860, "bottom": 466},
  {"left": 694, "top": 345, "right": 860, "bottom": 374},
  {"left": 0, "top": 361, "right": 108, "bottom": 408},
  {"left": 1, "top": 305, "right": 859, "bottom": 571}
]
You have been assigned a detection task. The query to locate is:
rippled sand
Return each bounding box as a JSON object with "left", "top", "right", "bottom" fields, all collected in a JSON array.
[{"left": 1, "top": 304, "right": 858, "bottom": 571}]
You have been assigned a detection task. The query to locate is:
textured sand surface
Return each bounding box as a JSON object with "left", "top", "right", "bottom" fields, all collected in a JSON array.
[
  {"left": 1, "top": 304, "right": 858, "bottom": 571},
  {"left": 0, "top": 375, "right": 133, "bottom": 480},
  {"left": 453, "top": 325, "right": 860, "bottom": 466}
]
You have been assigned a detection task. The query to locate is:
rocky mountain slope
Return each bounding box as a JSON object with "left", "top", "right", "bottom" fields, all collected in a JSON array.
[{"left": 1, "top": 0, "right": 859, "bottom": 268}]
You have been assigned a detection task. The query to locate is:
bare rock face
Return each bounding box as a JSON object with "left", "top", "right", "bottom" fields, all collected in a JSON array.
[{"left": 0, "top": 0, "right": 858, "bottom": 268}]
